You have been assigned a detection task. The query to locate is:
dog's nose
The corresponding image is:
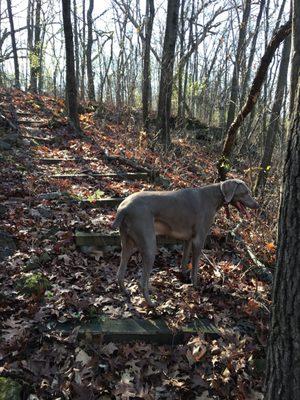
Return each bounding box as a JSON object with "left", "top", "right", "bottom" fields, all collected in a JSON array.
[{"left": 253, "top": 201, "right": 260, "bottom": 209}]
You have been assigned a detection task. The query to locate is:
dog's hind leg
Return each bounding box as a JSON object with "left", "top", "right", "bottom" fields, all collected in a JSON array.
[
  {"left": 133, "top": 223, "right": 156, "bottom": 307},
  {"left": 191, "top": 235, "right": 205, "bottom": 287},
  {"left": 121, "top": 215, "right": 157, "bottom": 307},
  {"left": 140, "top": 245, "right": 156, "bottom": 307},
  {"left": 117, "top": 232, "right": 136, "bottom": 293}
]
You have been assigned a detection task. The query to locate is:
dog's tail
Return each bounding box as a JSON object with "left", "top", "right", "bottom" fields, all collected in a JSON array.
[{"left": 112, "top": 209, "right": 126, "bottom": 229}]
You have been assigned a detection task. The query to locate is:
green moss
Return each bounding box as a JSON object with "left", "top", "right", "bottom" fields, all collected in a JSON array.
[
  {"left": 0, "top": 377, "right": 21, "bottom": 400},
  {"left": 87, "top": 189, "right": 105, "bottom": 202},
  {"left": 17, "top": 272, "right": 51, "bottom": 296}
]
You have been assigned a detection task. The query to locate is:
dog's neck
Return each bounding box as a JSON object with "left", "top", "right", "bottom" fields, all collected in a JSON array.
[{"left": 199, "top": 183, "right": 226, "bottom": 211}]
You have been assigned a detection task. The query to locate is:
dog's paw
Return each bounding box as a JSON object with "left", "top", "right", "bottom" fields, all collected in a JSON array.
[
  {"left": 192, "top": 279, "right": 200, "bottom": 288},
  {"left": 144, "top": 295, "right": 157, "bottom": 308}
]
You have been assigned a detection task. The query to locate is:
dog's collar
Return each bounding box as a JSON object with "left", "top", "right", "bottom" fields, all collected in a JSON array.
[
  {"left": 224, "top": 203, "right": 231, "bottom": 219},
  {"left": 220, "top": 187, "right": 231, "bottom": 218},
  {"left": 220, "top": 186, "right": 229, "bottom": 206}
]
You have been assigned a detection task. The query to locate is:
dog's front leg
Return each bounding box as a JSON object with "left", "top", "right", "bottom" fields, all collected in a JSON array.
[
  {"left": 181, "top": 240, "right": 192, "bottom": 273},
  {"left": 191, "top": 236, "right": 205, "bottom": 287}
]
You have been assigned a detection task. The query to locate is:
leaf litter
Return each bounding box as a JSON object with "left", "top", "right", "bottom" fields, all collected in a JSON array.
[{"left": 0, "top": 88, "right": 277, "bottom": 399}]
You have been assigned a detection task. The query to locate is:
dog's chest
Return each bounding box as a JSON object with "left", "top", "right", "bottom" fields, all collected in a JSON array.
[{"left": 154, "top": 219, "right": 193, "bottom": 240}]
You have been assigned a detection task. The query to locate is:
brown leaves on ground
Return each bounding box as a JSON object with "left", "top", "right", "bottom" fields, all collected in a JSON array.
[{"left": 0, "top": 89, "right": 276, "bottom": 399}]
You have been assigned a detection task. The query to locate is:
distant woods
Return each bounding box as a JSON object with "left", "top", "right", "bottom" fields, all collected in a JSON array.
[{"left": 1, "top": 0, "right": 295, "bottom": 187}]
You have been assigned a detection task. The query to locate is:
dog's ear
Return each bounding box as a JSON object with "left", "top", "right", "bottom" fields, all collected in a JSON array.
[{"left": 220, "top": 180, "right": 239, "bottom": 203}]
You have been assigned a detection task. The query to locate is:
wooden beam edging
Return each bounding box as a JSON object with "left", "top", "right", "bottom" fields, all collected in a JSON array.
[
  {"left": 75, "top": 230, "right": 181, "bottom": 249},
  {"left": 51, "top": 316, "right": 219, "bottom": 344},
  {"left": 37, "top": 157, "right": 99, "bottom": 164},
  {"left": 77, "top": 197, "right": 124, "bottom": 207},
  {"left": 51, "top": 172, "right": 150, "bottom": 180},
  {"left": 101, "top": 151, "right": 171, "bottom": 188}
]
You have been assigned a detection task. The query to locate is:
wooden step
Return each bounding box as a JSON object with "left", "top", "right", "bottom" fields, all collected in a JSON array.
[
  {"left": 37, "top": 155, "right": 171, "bottom": 188},
  {"left": 53, "top": 316, "right": 219, "bottom": 344},
  {"left": 19, "top": 118, "right": 47, "bottom": 126},
  {"left": 78, "top": 197, "right": 124, "bottom": 207},
  {"left": 51, "top": 172, "right": 150, "bottom": 180},
  {"left": 24, "top": 135, "right": 53, "bottom": 143},
  {"left": 75, "top": 231, "right": 182, "bottom": 249},
  {"left": 16, "top": 110, "right": 32, "bottom": 115},
  {"left": 38, "top": 157, "right": 99, "bottom": 164}
]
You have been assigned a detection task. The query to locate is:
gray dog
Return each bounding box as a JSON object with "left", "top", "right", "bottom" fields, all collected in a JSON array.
[{"left": 112, "top": 179, "right": 259, "bottom": 306}]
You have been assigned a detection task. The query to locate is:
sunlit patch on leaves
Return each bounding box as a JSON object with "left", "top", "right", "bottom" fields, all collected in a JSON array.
[{"left": 265, "top": 242, "right": 276, "bottom": 252}]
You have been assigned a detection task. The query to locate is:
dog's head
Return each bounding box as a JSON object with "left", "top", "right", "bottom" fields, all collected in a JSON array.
[{"left": 220, "top": 179, "right": 259, "bottom": 216}]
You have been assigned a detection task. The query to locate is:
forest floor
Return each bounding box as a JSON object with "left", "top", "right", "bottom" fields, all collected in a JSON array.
[{"left": 0, "top": 89, "right": 279, "bottom": 399}]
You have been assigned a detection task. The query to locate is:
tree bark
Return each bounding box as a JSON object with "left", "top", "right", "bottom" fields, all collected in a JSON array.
[
  {"left": 86, "top": 0, "right": 95, "bottom": 101},
  {"left": 142, "top": 0, "right": 154, "bottom": 130},
  {"left": 289, "top": 0, "right": 300, "bottom": 114},
  {"left": 264, "top": 54, "right": 300, "bottom": 400},
  {"left": 177, "top": 0, "right": 185, "bottom": 124},
  {"left": 73, "top": 0, "right": 80, "bottom": 86},
  {"left": 80, "top": 0, "right": 86, "bottom": 98},
  {"left": 97, "top": 36, "right": 113, "bottom": 108},
  {"left": 38, "top": 21, "right": 46, "bottom": 93},
  {"left": 30, "top": 0, "right": 41, "bottom": 93},
  {"left": 265, "top": 3, "right": 300, "bottom": 395},
  {"left": 217, "top": 19, "right": 291, "bottom": 181},
  {"left": 62, "top": 0, "right": 81, "bottom": 131},
  {"left": 26, "top": 0, "right": 34, "bottom": 90},
  {"left": 254, "top": 35, "right": 290, "bottom": 194},
  {"left": 6, "top": 0, "right": 20, "bottom": 89},
  {"left": 156, "top": 0, "right": 180, "bottom": 148}
]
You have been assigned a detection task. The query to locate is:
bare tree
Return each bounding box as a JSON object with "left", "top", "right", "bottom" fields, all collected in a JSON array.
[
  {"left": 217, "top": 20, "right": 292, "bottom": 181},
  {"left": 254, "top": 35, "right": 291, "bottom": 194},
  {"left": 241, "top": 0, "right": 266, "bottom": 102},
  {"left": 226, "top": 0, "right": 251, "bottom": 131},
  {"left": 177, "top": 0, "right": 186, "bottom": 124},
  {"left": 142, "top": 0, "right": 154, "bottom": 130},
  {"left": 86, "top": 0, "right": 95, "bottom": 100},
  {"left": 62, "top": 0, "right": 81, "bottom": 131},
  {"left": 6, "top": 0, "right": 20, "bottom": 88},
  {"left": 156, "top": 0, "right": 180, "bottom": 148},
  {"left": 80, "top": 0, "right": 86, "bottom": 98},
  {"left": 30, "top": 0, "right": 41, "bottom": 92},
  {"left": 73, "top": 0, "right": 80, "bottom": 86}
]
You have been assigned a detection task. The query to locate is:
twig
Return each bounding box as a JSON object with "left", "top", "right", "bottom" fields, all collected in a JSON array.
[{"left": 229, "top": 223, "right": 272, "bottom": 281}]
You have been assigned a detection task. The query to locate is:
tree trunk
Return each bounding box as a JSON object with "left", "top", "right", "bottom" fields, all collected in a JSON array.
[
  {"left": 265, "top": 5, "right": 300, "bottom": 395},
  {"left": 97, "top": 37, "right": 113, "bottom": 108},
  {"left": 80, "top": 0, "right": 86, "bottom": 98},
  {"left": 38, "top": 22, "right": 46, "bottom": 93},
  {"left": 241, "top": 0, "right": 266, "bottom": 103},
  {"left": 289, "top": 0, "right": 300, "bottom": 114},
  {"left": 142, "top": 0, "right": 154, "bottom": 131},
  {"left": 6, "top": 0, "right": 20, "bottom": 89},
  {"left": 26, "top": 0, "right": 34, "bottom": 90},
  {"left": 217, "top": 19, "right": 291, "bottom": 181},
  {"left": 62, "top": 0, "right": 81, "bottom": 131},
  {"left": 156, "top": 0, "right": 180, "bottom": 148},
  {"left": 226, "top": 0, "right": 251, "bottom": 131},
  {"left": 73, "top": 0, "right": 80, "bottom": 86},
  {"left": 254, "top": 35, "right": 290, "bottom": 194},
  {"left": 86, "top": 0, "right": 95, "bottom": 101},
  {"left": 264, "top": 40, "right": 300, "bottom": 400},
  {"left": 30, "top": 0, "right": 41, "bottom": 93},
  {"left": 177, "top": 0, "right": 185, "bottom": 124}
]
